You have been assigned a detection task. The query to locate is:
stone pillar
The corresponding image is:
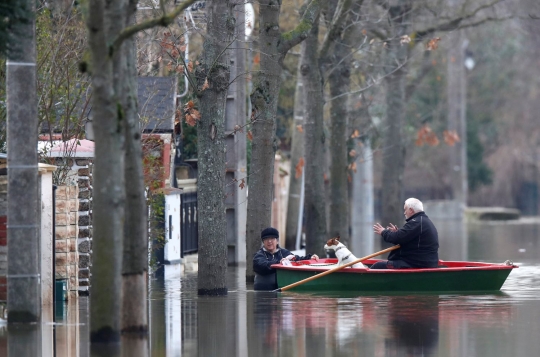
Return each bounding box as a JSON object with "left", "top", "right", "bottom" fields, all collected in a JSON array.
[{"left": 55, "top": 185, "right": 79, "bottom": 300}]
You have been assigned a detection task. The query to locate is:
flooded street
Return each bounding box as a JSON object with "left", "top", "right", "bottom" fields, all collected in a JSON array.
[{"left": 1, "top": 219, "right": 540, "bottom": 356}]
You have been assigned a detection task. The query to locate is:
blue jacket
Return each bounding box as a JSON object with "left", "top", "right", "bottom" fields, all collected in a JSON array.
[
  {"left": 382, "top": 211, "right": 439, "bottom": 268},
  {"left": 253, "top": 247, "right": 313, "bottom": 290}
]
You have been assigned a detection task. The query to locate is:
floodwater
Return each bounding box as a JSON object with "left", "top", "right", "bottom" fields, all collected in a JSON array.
[{"left": 1, "top": 218, "right": 540, "bottom": 357}]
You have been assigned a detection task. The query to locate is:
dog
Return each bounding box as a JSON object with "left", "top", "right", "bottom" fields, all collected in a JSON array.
[{"left": 324, "top": 236, "right": 366, "bottom": 269}]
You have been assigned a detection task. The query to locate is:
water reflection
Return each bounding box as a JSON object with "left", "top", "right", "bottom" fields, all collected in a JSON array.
[{"left": 1, "top": 219, "right": 540, "bottom": 356}]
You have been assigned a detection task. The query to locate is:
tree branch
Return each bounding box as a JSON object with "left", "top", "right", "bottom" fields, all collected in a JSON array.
[
  {"left": 278, "top": 0, "right": 322, "bottom": 54},
  {"left": 319, "top": 0, "right": 353, "bottom": 56},
  {"left": 414, "top": 0, "right": 506, "bottom": 42},
  {"left": 112, "top": 0, "right": 197, "bottom": 53}
]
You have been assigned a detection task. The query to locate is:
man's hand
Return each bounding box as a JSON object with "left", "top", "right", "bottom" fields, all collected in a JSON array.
[
  {"left": 387, "top": 223, "right": 398, "bottom": 232},
  {"left": 373, "top": 223, "right": 385, "bottom": 235},
  {"left": 311, "top": 254, "right": 319, "bottom": 261}
]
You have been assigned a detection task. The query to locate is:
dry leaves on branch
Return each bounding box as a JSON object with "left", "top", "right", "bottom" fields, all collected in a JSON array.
[
  {"left": 233, "top": 124, "right": 243, "bottom": 134},
  {"left": 415, "top": 124, "right": 440, "bottom": 146},
  {"left": 443, "top": 130, "right": 460, "bottom": 146},
  {"left": 296, "top": 125, "right": 303, "bottom": 133},
  {"left": 426, "top": 38, "right": 441, "bottom": 51},
  {"left": 400, "top": 35, "right": 411, "bottom": 45},
  {"left": 239, "top": 178, "right": 246, "bottom": 189},
  {"left": 184, "top": 100, "right": 201, "bottom": 127},
  {"left": 201, "top": 78, "right": 209, "bottom": 91},
  {"left": 295, "top": 157, "right": 305, "bottom": 179},
  {"left": 247, "top": 131, "right": 253, "bottom": 142},
  {"left": 350, "top": 129, "right": 360, "bottom": 138},
  {"left": 349, "top": 149, "right": 357, "bottom": 157},
  {"left": 348, "top": 161, "right": 357, "bottom": 173}
]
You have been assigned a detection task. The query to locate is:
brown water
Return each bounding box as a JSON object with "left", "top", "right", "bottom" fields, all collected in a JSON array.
[{"left": 1, "top": 219, "right": 540, "bottom": 356}]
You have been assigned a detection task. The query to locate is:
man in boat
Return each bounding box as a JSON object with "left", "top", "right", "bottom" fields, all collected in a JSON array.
[
  {"left": 253, "top": 227, "right": 319, "bottom": 290},
  {"left": 372, "top": 198, "right": 439, "bottom": 269}
]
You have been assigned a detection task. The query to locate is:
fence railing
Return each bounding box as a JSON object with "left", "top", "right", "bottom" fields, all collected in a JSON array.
[{"left": 180, "top": 191, "right": 198, "bottom": 257}]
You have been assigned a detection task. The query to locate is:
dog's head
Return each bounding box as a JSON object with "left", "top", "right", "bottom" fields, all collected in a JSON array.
[{"left": 323, "top": 236, "right": 342, "bottom": 250}]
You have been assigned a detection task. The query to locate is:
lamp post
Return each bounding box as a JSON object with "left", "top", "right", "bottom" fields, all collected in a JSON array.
[{"left": 447, "top": 34, "right": 473, "bottom": 216}]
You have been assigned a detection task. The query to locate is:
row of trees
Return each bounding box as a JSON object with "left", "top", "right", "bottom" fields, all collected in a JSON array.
[{"left": 2, "top": 0, "right": 539, "bottom": 353}]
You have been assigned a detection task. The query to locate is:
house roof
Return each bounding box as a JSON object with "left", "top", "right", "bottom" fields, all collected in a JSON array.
[
  {"left": 40, "top": 76, "right": 178, "bottom": 135},
  {"left": 138, "top": 76, "right": 178, "bottom": 133},
  {"left": 48, "top": 139, "right": 95, "bottom": 158}
]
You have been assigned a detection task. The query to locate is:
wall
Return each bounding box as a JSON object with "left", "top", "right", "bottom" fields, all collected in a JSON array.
[{"left": 55, "top": 185, "right": 79, "bottom": 300}]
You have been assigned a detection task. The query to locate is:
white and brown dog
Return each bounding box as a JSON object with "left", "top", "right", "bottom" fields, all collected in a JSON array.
[{"left": 324, "top": 236, "right": 366, "bottom": 269}]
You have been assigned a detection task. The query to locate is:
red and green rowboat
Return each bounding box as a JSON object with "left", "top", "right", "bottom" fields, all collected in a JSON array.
[{"left": 272, "top": 258, "right": 517, "bottom": 293}]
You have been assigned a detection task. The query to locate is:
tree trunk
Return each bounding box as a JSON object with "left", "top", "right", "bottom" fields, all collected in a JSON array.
[
  {"left": 327, "top": 39, "right": 351, "bottom": 245},
  {"left": 284, "top": 53, "right": 306, "bottom": 251},
  {"left": 87, "top": 0, "right": 125, "bottom": 345},
  {"left": 6, "top": 0, "right": 40, "bottom": 323},
  {"left": 245, "top": 0, "right": 283, "bottom": 280},
  {"left": 380, "top": 1, "right": 411, "bottom": 229},
  {"left": 302, "top": 15, "right": 327, "bottom": 255},
  {"left": 196, "top": 0, "right": 234, "bottom": 296},
  {"left": 245, "top": 0, "right": 321, "bottom": 280},
  {"left": 122, "top": 0, "right": 148, "bottom": 335}
]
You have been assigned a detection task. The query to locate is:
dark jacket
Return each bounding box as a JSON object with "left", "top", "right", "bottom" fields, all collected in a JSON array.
[
  {"left": 253, "top": 247, "right": 313, "bottom": 290},
  {"left": 382, "top": 211, "right": 439, "bottom": 268}
]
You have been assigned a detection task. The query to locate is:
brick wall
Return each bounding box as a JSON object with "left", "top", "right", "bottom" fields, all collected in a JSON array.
[{"left": 55, "top": 185, "right": 79, "bottom": 300}]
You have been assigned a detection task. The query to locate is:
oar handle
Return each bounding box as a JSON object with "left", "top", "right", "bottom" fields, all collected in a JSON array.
[{"left": 275, "top": 245, "right": 400, "bottom": 292}]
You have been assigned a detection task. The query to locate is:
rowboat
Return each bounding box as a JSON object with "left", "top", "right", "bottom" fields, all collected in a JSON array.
[{"left": 272, "top": 258, "right": 517, "bottom": 293}]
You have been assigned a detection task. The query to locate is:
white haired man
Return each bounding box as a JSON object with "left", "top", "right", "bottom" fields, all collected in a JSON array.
[{"left": 372, "top": 198, "right": 439, "bottom": 269}]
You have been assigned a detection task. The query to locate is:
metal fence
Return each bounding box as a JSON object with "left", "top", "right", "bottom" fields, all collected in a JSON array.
[{"left": 180, "top": 191, "right": 198, "bottom": 257}]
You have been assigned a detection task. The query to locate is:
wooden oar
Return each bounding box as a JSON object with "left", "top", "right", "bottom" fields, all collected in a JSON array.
[{"left": 273, "top": 245, "right": 400, "bottom": 292}]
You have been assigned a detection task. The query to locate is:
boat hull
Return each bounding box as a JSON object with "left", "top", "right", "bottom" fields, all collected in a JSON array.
[{"left": 274, "top": 259, "right": 515, "bottom": 293}]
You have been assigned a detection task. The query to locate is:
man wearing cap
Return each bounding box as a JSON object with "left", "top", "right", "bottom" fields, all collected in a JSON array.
[{"left": 253, "top": 227, "right": 319, "bottom": 291}]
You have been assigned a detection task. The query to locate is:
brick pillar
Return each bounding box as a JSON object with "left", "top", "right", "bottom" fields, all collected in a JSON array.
[{"left": 55, "top": 185, "right": 79, "bottom": 300}]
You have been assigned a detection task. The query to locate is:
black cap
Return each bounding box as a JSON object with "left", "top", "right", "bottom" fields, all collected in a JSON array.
[{"left": 261, "top": 227, "right": 279, "bottom": 240}]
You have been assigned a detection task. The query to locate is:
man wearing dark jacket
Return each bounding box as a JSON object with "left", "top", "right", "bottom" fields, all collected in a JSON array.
[
  {"left": 372, "top": 198, "right": 439, "bottom": 269},
  {"left": 253, "top": 227, "right": 319, "bottom": 290}
]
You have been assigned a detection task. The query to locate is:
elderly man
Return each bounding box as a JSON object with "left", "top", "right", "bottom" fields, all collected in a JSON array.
[
  {"left": 253, "top": 227, "right": 319, "bottom": 290},
  {"left": 372, "top": 198, "right": 439, "bottom": 269}
]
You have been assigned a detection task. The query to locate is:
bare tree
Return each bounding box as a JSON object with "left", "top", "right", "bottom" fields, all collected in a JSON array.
[
  {"left": 246, "top": 0, "right": 322, "bottom": 282},
  {"left": 121, "top": 0, "right": 149, "bottom": 336},
  {"left": 195, "top": 0, "right": 235, "bottom": 295},
  {"left": 85, "top": 0, "right": 197, "bottom": 346}
]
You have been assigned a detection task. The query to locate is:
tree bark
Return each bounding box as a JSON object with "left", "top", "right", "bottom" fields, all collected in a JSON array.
[
  {"left": 246, "top": 0, "right": 321, "bottom": 281},
  {"left": 121, "top": 0, "right": 148, "bottom": 335},
  {"left": 326, "top": 35, "right": 351, "bottom": 246},
  {"left": 196, "top": 0, "right": 234, "bottom": 296},
  {"left": 6, "top": 0, "right": 40, "bottom": 323},
  {"left": 302, "top": 15, "right": 327, "bottom": 255},
  {"left": 87, "top": 0, "right": 125, "bottom": 345},
  {"left": 245, "top": 0, "right": 283, "bottom": 280},
  {"left": 284, "top": 61, "right": 306, "bottom": 251},
  {"left": 380, "top": 1, "right": 411, "bottom": 230}
]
